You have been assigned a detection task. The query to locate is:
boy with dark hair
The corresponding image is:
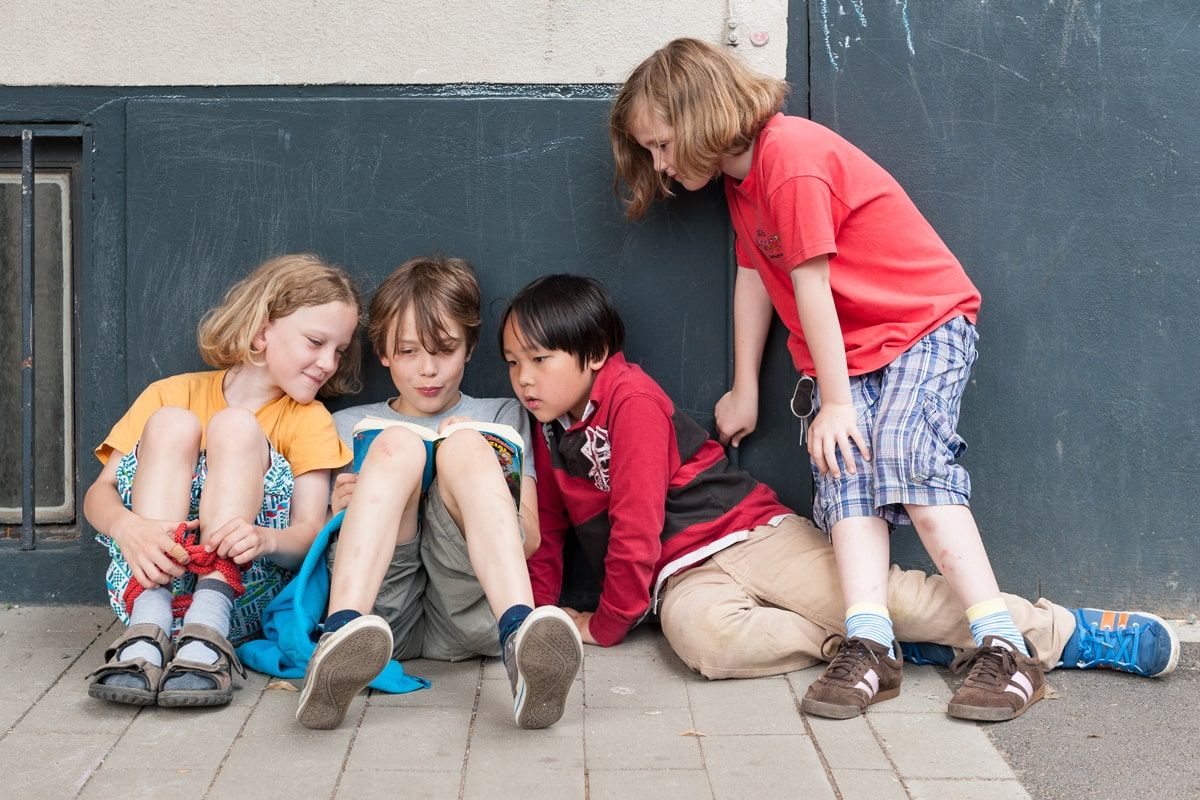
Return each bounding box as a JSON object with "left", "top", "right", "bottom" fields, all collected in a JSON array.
[
  {"left": 499, "top": 274, "right": 1178, "bottom": 711},
  {"left": 296, "top": 256, "right": 582, "bottom": 731}
]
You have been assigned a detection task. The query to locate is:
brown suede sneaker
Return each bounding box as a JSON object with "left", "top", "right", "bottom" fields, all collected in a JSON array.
[
  {"left": 947, "top": 635, "right": 1046, "bottom": 722},
  {"left": 801, "top": 636, "right": 903, "bottom": 720}
]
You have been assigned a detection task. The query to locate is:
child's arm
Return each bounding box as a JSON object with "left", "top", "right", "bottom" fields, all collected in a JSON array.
[
  {"left": 587, "top": 395, "right": 672, "bottom": 647},
  {"left": 83, "top": 451, "right": 193, "bottom": 589},
  {"left": 715, "top": 266, "right": 775, "bottom": 447},
  {"left": 791, "top": 254, "right": 871, "bottom": 477},
  {"left": 528, "top": 434, "right": 569, "bottom": 607},
  {"left": 207, "top": 469, "right": 331, "bottom": 570}
]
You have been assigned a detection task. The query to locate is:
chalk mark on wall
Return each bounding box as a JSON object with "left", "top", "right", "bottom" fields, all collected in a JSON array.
[{"left": 819, "top": 0, "right": 915, "bottom": 70}]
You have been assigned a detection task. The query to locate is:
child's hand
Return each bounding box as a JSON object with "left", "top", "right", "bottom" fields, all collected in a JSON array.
[
  {"left": 715, "top": 387, "right": 759, "bottom": 447},
  {"left": 331, "top": 472, "right": 358, "bottom": 515},
  {"left": 437, "top": 416, "right": 473, "bottom": 434},
  {"left": 808, "top": 402, "right": 871, "bottom": 478},
  {"left": 207, "top": 516, "right": 274, "bottom": 565},
  {"left": 563, "top": 607, "right": 600, "bottom": 646},
  {"left": 110, "top": 516, "right": 195, "bottom": 588}
]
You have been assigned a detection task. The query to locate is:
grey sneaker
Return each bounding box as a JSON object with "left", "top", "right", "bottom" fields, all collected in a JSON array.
[
  {"left": 502, "top": 606, "right": 582, "bottom": 729},
  {"left": 296, "top": 615, "right": 393, "bottom": 730}
]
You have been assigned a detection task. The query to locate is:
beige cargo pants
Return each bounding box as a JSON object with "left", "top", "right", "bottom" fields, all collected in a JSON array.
[{"left": 660, "top": 515, "right": 1074, "bottom": 679}]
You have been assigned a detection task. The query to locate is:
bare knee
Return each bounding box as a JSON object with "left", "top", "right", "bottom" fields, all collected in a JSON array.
[
  {"left": 139, "top": 407, "right": 202, "bottom": 456},
  {"left": 434, "top": 429, "right": 493, "bottom": 474},
  {"left": 362, "top": 426, "right": 428, "bottom": 474},
  {"left": 205, "top": 407, "right": 268, "bottom": 465}
]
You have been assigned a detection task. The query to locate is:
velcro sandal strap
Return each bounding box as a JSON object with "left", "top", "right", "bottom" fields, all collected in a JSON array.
[{"left": 176, "top": 623, "right": 247, "bottom": 678}]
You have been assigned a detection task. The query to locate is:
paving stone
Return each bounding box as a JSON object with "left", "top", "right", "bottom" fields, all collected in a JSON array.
[
  {"left": 806, "top": 715, "right": 894, "bottom": 771},
  {"left": 870, "top": 665, "right": 954, "bottom": 714},
  {"left": 0, "top": 731, "right": 112, "bottom": 799},
  {"left": 584, "top": 653, "right": 691, "bottom": 708},
  {"left": 77, "top": 767, "right": 215, "bottom": 800},
  {"left": 588, "top": 768, "right": 713, "bottom": 799},
  {"left": 906, "top": 778, "right": 1032, "bottom": 799},
  {"left": 240, "top": 679, "right": 362, "bottom": 736},
  {"left": 211, "top": 732, "right": 352, "bottom": 796},
  {"left": 687, "top": 675, "right": 805, "bottom": 735},
  {"left": 348, "top": 704, "right": 471, "bottom": 771},
  {"left": 230, "top": 667, "right": 271, "bottom": 706},
  {"left": 870, "top": 713, "right": 1017, "bottom": 780},
  {"left": 368, "top": 657, "right": 481, "bottom": 708},
  {"left": 14, "top": 636, "right": 142, "bottom": 734},
  {"left": 585, "top": 707, "right": 703, "bottom": 771},
  {"left": 702, "top": 734, "right": 835, "bottom": 800},
  {"left": 103, "top": 703, "right": 253, "bottom": 770},
  {"left": 830, "top": 768, "right": 909, "bottom": 800},
  {"left": 465, "top": 766, "right": 584, "bottom": 800},
  {"left": 0, "top": 605, "right": 115, "bottom": 633},
  {"left": 335, "top": 769, "right": 462, "bottom": 798}
]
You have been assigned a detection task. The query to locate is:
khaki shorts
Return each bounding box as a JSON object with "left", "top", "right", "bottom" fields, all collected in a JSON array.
[{"left": 327, "top": 478, "right": 501, "bottom": 661}]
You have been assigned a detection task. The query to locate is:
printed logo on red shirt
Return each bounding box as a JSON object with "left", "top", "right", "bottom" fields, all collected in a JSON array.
[
  {"left": 581, "top": 425, "right": 611, "bottom": 492},
  {"left": 755, "top": 228, "right": 784, "bottom": 259}
]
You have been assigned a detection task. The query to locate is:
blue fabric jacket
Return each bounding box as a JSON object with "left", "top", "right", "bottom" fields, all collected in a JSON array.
[{"left": 237, "top": 511, "right": 429, "bottom": 694}]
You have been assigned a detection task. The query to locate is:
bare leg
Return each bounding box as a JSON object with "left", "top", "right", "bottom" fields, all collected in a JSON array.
[
  {"left": 830, "top": 515, "right": 892, "bottom": 610},
  {"left": 130, "top": 407, "right": 201, "bottom": 521},
  {"left": 328, "top": 427, "right": 424, "bottom": 613},
  {"left": 905, "top": 503, "right": 1000, "bottom": 608},
  {"left": 434, "top": 429, "right": 533, "bottom": 618},
  {"left": 198, "top": 407, "right": 270, "bottom": 585}
]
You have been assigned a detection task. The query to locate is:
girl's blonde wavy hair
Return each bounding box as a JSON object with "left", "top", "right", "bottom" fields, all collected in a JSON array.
[
  {"left": 197, "top": 253, "right": 364, "bottom": 397},
  {"left": 610, "top": 37, "right": 789, "bottom": 220}
]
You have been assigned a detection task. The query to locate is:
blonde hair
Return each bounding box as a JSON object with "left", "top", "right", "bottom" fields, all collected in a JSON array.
[
  {"left": 197, "top": 253, "right": 364, "bottom": 397},
  {"left": 367, "top": 255, "right": 482, "bottom": 359},
  {"left": 610, "top": 37, "right": 789, "bottom": 220}
]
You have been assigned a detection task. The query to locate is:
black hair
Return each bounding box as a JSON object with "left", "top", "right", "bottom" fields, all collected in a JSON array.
[{"left": 499, "top": 274, "right": 625, "bottom": 368}]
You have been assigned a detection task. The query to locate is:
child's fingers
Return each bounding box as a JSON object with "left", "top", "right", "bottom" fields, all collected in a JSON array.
[
  {"left": 837, "top": 434, "right": 857, "bottom": 476},
  {"left": 850, "top": 427, "right": 872, "bottom": 462}
]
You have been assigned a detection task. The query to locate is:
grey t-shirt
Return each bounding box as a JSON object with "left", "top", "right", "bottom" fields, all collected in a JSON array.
[{"left": 331, "top": 393, "right": 536, "bottom": 481}]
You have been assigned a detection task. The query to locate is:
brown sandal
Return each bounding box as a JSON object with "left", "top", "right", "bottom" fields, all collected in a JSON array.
[
  {"left": 86, "top": 623, "right": 174, "bottom": 706},
  {"left": 157, "top": 623, "right": 246, "bottom": 708}
]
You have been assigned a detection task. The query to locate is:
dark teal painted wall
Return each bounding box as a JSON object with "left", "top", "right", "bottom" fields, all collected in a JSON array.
[{"left": 1, "top": 1, "right": 1197, "bottom": 614}]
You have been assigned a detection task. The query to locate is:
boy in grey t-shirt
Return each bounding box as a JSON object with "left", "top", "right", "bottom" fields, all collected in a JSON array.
[{"left": 296, "top": 256, "right": 582, "bottom": 732}]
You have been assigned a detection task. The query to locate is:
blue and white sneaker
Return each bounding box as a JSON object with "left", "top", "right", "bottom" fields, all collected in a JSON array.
[{"left": 1059, "top": 608, "right": 1180, "bottom": 677}]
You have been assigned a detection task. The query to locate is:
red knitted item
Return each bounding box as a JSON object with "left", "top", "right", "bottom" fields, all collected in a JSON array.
[{"left": 122, "top": 523, "right": 247, "bottom": 618}]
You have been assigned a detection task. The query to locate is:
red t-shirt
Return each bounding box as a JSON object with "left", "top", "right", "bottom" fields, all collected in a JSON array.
[{"left": 724, "top": 114, "right": 981, "bottom": 376}]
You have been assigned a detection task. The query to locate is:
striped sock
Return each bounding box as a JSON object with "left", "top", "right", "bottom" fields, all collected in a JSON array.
[
  {"left": 967, "top": 598, "right": 1029, "bottom": 656},
  {"left": 845, "top": 603, "right": 894, "bottom": 649}
]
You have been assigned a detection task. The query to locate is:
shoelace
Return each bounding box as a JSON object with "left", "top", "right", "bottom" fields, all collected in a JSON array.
[
  {"left": 950, "top": 643, "right": 1018, "bottom": 689},
  {"left": 1077, "top": 620, "right": 1142, "bottom": 669},
  {"left": 818, "top": 635, "right": 881, "bottom": 684}
]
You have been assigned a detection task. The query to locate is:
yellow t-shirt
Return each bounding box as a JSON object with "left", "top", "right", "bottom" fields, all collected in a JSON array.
[{"left": 95, "top": 370, "right": 351, "bottom": 477}]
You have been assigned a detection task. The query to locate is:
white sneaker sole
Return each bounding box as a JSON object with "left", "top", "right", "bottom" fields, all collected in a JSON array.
[
  {"left": 511, "top": 607, "right": 583, "bottom": 729},
  {"left": 296, "top": 616, "right": 393, "bottom": 730}
]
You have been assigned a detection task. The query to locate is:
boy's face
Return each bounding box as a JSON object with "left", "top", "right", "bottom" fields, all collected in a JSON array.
[
  {"left": 381, "top": 308, "right": 471, "bottom": 417},
  {"left": 502, "top": 317, "right": 603, "bottom": 424},
  {"left": 627, "top": 105, "right": 712, "bottom": 192}
]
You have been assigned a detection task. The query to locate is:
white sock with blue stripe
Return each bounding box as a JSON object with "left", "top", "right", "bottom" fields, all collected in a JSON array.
[
  {"left": 845, "top": 603, "right": 895, "bottom": 649},
  {"left": 967, "top": 598, "right": 1029, "bottom": 656}
]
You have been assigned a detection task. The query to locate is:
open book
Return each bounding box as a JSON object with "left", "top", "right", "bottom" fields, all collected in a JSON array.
[{"left": 350, "top": 416, "right": 525, "bottom": 503}]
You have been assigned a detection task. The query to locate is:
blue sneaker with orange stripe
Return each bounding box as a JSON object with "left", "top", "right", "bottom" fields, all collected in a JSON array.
[{"left": 1059, "top": 608, "right": 1180, "bottom": 677}]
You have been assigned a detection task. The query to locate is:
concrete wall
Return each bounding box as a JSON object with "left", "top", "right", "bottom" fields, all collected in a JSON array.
[{"left": 3, "top": 1, "right": 788, "bottom": 85}]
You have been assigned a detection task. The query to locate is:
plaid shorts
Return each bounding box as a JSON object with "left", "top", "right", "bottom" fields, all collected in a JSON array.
[
  {"left": 97, "top": 444, "right": 295, "bottom": 644},
  {"left": 808, "top": 315, "right": 979, "bottom": 534}
]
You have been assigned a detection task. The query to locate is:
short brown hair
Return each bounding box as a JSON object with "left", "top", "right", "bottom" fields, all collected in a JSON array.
[
  {"left": 368, "top": 255, "right": 482, "bottom": 358},
  {"left": 197, "top": 253, "right": 364, "bottom": 397},
  {"left": 610, "top": 37, "right": 788, "bottom": 220}
]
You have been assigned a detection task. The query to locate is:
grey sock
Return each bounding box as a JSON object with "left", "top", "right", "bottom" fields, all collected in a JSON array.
[
  {"left": 162, "top": 579, "right": 235, "bottom": 692},
  {"left": 102, "top": 587, "right": 171, "bottom": 690}
]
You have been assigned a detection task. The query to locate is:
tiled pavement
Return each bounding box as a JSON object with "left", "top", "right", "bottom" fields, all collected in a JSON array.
[{"left": 1, "top": 605, "right": 1193, "bottom": 799}]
